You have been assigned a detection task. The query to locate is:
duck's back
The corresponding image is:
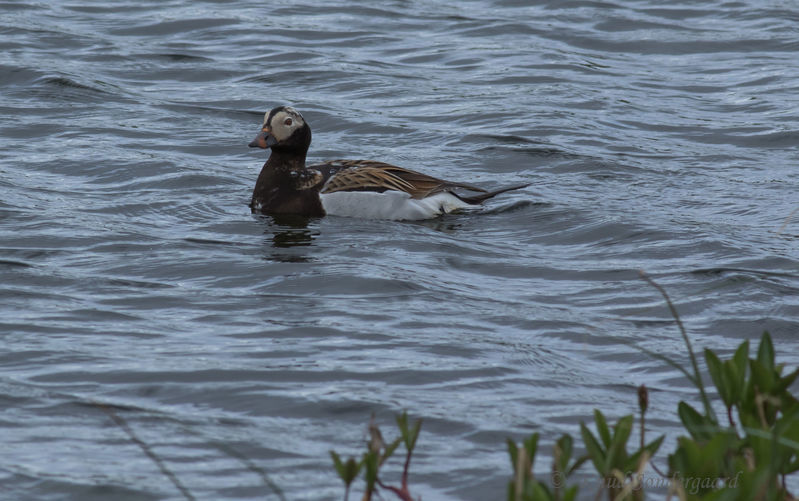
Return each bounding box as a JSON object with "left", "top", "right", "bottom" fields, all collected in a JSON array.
[{"left": 308, "top": 160, "right": 473, "bottom": 220}]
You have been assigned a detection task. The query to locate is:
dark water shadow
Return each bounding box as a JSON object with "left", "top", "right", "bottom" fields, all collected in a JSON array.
[
  {"left": 251, "top": 213, "right": 320, "bottom": 262},
  {"left": 411, "top": 216, "right": 464, "bottom": 233}
]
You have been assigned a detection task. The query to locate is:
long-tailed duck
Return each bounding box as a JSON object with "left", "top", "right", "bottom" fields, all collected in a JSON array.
[{"left": 248, "top": 106, "right": 528, "bottom": 220}]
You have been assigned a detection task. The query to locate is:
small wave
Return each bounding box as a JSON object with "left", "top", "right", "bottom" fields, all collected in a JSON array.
[
  {"left": 481, "top": 200, "right": 547, "bottom": 215},
  {"left": 36, "top": 76, "right": 110, "bottom": 94},
  {"left": 110, "top": 18, "right": 240, "bottom": 37}
]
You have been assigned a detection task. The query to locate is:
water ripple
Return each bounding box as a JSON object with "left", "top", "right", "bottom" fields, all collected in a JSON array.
[{"left": 1, "top": 1, "right": 798, "bottom": 500}]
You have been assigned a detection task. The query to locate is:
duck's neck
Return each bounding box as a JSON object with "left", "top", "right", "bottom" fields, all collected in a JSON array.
[
  {"left": 251, "top": 149, "right": 307, "bottom": 206},
  {"left": 264, "top": 148, "right": 307, "bottom": 173}
]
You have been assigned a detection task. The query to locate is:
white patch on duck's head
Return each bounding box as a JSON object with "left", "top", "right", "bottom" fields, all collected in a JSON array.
[{"left": 264, "top": 106, "right": 306, "bottom": 142}]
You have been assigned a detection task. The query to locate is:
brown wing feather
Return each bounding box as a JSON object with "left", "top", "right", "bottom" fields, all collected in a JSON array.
[{"left": 317, "top": 160, "right": 487, "bottom": 199}]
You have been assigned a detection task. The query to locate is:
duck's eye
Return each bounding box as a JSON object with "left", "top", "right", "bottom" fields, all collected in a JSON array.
[{"left": 284, "top": 118, "right": 293, "bottom": 126}]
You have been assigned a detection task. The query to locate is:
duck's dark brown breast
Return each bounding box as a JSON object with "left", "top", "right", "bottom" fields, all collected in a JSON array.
[{"left": 251, "top": 186, "right": 325, "bottom": 217}]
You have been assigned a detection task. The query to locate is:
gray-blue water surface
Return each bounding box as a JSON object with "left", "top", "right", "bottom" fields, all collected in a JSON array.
[{"left": 1, "top": 1, "right": 798, "bottom": 499}]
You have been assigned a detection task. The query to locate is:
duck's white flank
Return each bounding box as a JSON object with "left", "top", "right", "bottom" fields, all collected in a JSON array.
[{"left": 319, "top": 190, "right": 471, "bottom": 220}]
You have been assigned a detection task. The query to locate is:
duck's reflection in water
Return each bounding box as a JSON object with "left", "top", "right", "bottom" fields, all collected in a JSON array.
[{"left": 254, "top": 214, "right": 320, "bottom": 262}]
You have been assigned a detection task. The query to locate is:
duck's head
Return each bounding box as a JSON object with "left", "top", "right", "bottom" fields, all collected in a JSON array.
[{"left": 248, "top": 106, "right": 311, "bottom": 154}]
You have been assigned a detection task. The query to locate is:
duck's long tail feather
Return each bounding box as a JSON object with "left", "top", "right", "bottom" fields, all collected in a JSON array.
[{"left": 456, "top": 183, "right": 530, "bottom": 205}]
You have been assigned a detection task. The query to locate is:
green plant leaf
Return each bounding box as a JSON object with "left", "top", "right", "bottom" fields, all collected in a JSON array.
[
  {"left": 769, "top": 406, "right": 799, "bottom": 474},
  {"left": 668, "top": 436, "right": 700, "bottom": 476},
  {"left": 379, "top": 437, "right": 402, "bottom": 466},
  {"left": 408, "top": 418, "right": 422, "bottom": 452},
  {"left": 678, "top": 401, "right": 715, "bottom": 440},
  {"left": 362, "top": 450, "right": 380, "bottom": 492},
  {"left": 330, "top": 451, "right": 346, "bottom": 480},
  {"left": 733, "top": 340, "right": 749, "bottom": 375},
  {"left": 706, "top": 349, "right": 733, "bottom": 406},
  {"left": 396, "top": 411, "right": 409, "bottom": 439},
  {"left": 562, "top": 485, "right": 579, "bottom": 501},
  {"left": 749, "top": 359, "right": 776, "bottom": 395},
  {"left": 606, "top": 415, "right": 633, "bottom": 469},
  {"left": 644, "top": 435, "right": 665, "bottom": 457},
  {"left": 344, "top": 458, "right": 361, "bottom": 484},
  {"left": 555, "top": 434, "right": 573, "bottom": 473},
  {"left": 567, "top": 455, "right": 590, "bottom": 476},
  {"left": 531, "top": 481, "right": 551, "bottom": 500},
  {"left": 396, "top": 411, "right": 422, "bottom": 453},
  {"left": 506, "top": 435, "right": 537, "bottom": 479},
  {"left": 626, "top": 435, "right": 664, "bottom": 472},
  {"left": 777, "top": 367, "right": 799, "bottom": 395},
  {"left": 331, "top": 451, "right": 362, "bottom": 486},
  {"left": 722, "top": 360, "right": 743, "bottom": 408},
  {"left": 757, "top": 331, "right": 775, "bottom": 372},
  {"left": 580, "top": 422, "right": 606, "bottom": 475},
  {"left": 523, "top": 433, "right": 539, "bottom": 468},
  {"left": 594, "top": 409, "right": 611, "bottom": 447},
  {"left": 507, "top": 438, "right": 519, "bottom": 474}
]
